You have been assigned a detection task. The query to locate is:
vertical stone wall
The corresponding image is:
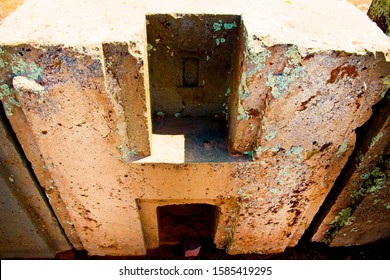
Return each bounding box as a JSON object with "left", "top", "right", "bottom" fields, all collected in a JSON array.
[
  {"left": 312, "top": 91, "right": 390, "bottom": 246},
  {"left": 0, "top": 115, "right": 71, "bottom": 258}
]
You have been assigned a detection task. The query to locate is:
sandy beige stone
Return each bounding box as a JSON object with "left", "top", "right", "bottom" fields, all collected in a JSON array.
[{"left": 0, "top": 0, "right": 389, "bottom": 256}]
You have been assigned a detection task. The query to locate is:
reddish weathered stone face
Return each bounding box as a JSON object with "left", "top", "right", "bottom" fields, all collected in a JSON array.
[{"left": 0, "top": 0, "right": 389, "bottom": 256}]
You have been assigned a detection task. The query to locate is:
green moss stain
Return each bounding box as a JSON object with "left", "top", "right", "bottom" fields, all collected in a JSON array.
[
  {"left": 147, "top": 44, "right": 156, "bottom": 52},
  {"left": 270, "top": 188, "right": 278, "bottom": 194},
  {"left": 266, "top": 45, "right": 306, "bottom": 99},
  {"left": 336, "top": 139, "right": 348, "bottom": 157},
  {"left": 11, "top": 56, "right": 28, "bottom": 76},
  {"left": 239, "top": 72, "right": 250, "bottom": 99},
  {"left": 237, "top": 101, "right": 249, "bottom": 120},
  {"left": 350, "top": 227, "right": 359, "bottom": 233},
  {"left": 368, "top": 0, "right": 390, "bottom": 35},
  {"left": 325, "top": 207, "right": 354, "bottom": 243},
  {"left": 118, "top": 144, "right": 137, "bottom": 160},
  {"left": 243, "top": 150, "right": 255, "bottom": 161},
  {"left": 255, "top": 146, "right": 267, "bottom": 156},
  {"left": 325, "top": 154, "right": 389, "bottom": 244},
  {"left": 3, "top": 102, "right": 13, "bottom": 116},
  {"left": 1, "top": 84, "right": 20, "bottom": 116},
  {"left": 284, "top": 45, "right": 302, "bottom": 65},
  {"left": 270, "top": 143, "right": 281, "bottom": 152},
  {"left": 224, "top": 21, "right": 237, "bottom": 30},
  {"left": 369, "top": 132, "right": 383, "bottom": 148},
  {"left": 265, "top": 130, "right": 277, "bottom": 141},
  {"left": 216, "top": 38, "right": 226, "bottom": 46},
  {"left": 384, "top": 75, "right": 390, "bottom": 86},
  {"left": 353, "top": 166, "right": 386, "bottom": 199},
  {"left": 254, "top": 143, "right": 281, "bottom": 156},
  {"left": 286, "top": 146, "right": 304, "bottom": 162},
  {"left": 28, "top": 62, "right": 43, "bottom": 80},
  {"left": 0, "top": 84, "right": 11, "bottom": 98},
  {"left": 213, "top": 20, "right": 223, "bottom": 31},
  {"left": 331, "top": 208, "right": 354, "bottom": 227},
  {"left": 246, "top": 43, "right": 271, "bottom": 77}
]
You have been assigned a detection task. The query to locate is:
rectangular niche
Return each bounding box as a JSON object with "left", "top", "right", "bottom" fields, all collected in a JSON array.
[
  {"left": 144, "top": 14, "right": 248, "bottom": 163},
  {"left": 136, "top": 198, "right": 238, "bottom": 251},
  {"left": 146, "top": 13, "right": 242, "bottom": 117},
  {"left": 157, "top": 203, "right": 218, "bottom": 246}
]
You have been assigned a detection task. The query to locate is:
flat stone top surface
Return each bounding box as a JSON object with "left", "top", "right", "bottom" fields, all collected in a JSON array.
[{"left": 0, "top": 0, "right": 389, "bottom": 54}]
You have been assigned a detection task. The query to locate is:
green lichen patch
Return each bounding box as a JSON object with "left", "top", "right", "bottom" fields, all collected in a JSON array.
[
  {"left": 284, "top": 45, "right": 302, "bottom": 65},
  {"left": 270, "top": 188, "right": 278, "bottom": 194},
  {"left": 224, "top": 22, "right": 237, "bottom": 29},
  {"left": 325, "top": 207, "right": 354, "bottom": 243},
  {"left": 237, "top": 101, "right": 249, "bottom": 120},
  {"left": 213, "top": 20, "right": 223, "bottom": 31},
  {"left": 1, "top": 84, "right": 21, "bottom": 116},
  {"left": 118, "top": 144, "right": 138, "bottom": 160},
  {"left": 369, "top": 132, "right": 384, "bottom": 148},
  {"left": 238, "top": 72, "right": 250, "bottom": 99},
  {"left": 28, "top": 62, "right": 43, "bottom": 80},
  {"left": 243, "top": 150, "right": 255, "bottom": 161},
  {"left": 246, "top": 42, "right": 271, "bottom": 77},
  {"left": 11, "top": 56, "right": 28, "bottom": 76},
  {"left": 384, "top": 75, "right": 390, "bottom": 86},
  {"left": 336, "top": 139, "right": 348, "bottom": 157},
  {"left": 286, "top": 146, "right": 304, "bottom": 162},
  {"left": 368, "top": 0, "right": 390, "bottom": 35},
  {"left": 352, "top": 165, "right": 387, "bottom": 200},
  {"left": 264, "top": 130, "right": 277, "bottom": 141},
  {"left": 216, "top": 38, "right": 226, "bottom": 46},
  {"left": 266, "top": 45, "right": 306, "bottom": 99},
  {"left": 325, "top": 154, "right": 389, "bottom": 244},
  {"left": 3, "top": 102, "right": 14, "bottom": 116}
]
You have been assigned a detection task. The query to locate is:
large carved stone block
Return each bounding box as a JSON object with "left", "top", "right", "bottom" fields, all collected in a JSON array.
[{"left": 0, "top": 0, "right": 389, "bottom": 256}]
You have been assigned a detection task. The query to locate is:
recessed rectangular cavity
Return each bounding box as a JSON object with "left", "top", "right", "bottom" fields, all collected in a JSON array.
[
  {"left": 146, "top": 14, "right": 242, "bottom": 117},
  {"left": 157, "top": 203, "right": 218, "bottom": 246},
  {"left": 145, "top": 14, "right": 246, "bottom": 162},
  {"left": 183, "top": 57, "right": 199, "bottom": 87}
]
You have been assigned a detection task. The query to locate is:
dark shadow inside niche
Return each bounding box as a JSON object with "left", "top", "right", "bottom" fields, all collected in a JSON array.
[{"left": 157, "top": 203, "right": 219, "bottom": 246}]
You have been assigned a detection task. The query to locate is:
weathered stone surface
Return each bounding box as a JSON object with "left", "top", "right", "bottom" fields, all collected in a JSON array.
[
  {"left": 347, "top": 0, "right": 372, "bottom": 12},
  {"left": 0, "top": 3, "right": 6, "bottom": 21},
  {"left": 0, "top": 0, "right": 389, "bottom": 256},
  {"left": 312, "top": 92, "right": 390, "bottom": 246},
  {"left": 368, "top": 0, "right": 390, "bottom": 35},
  {"left": 0, "top": 1, "right": 24, "bottom": 21},
  {"left": 0, "top": 116, "right": 71, "bottom": 258}
]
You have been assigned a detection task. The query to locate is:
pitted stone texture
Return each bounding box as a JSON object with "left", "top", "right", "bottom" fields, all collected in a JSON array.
[
  {"left": 312, "top": 93, "right": 390, "bottom": 246},
  {"left": 0, "top": 117, "right": 71, "bottom": 258},
  {"left": 0, "top": 0, "right": 389, "bottom": 256},
  {"left": 103, "top": 42, "right": 151, "bottom": 157}
]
